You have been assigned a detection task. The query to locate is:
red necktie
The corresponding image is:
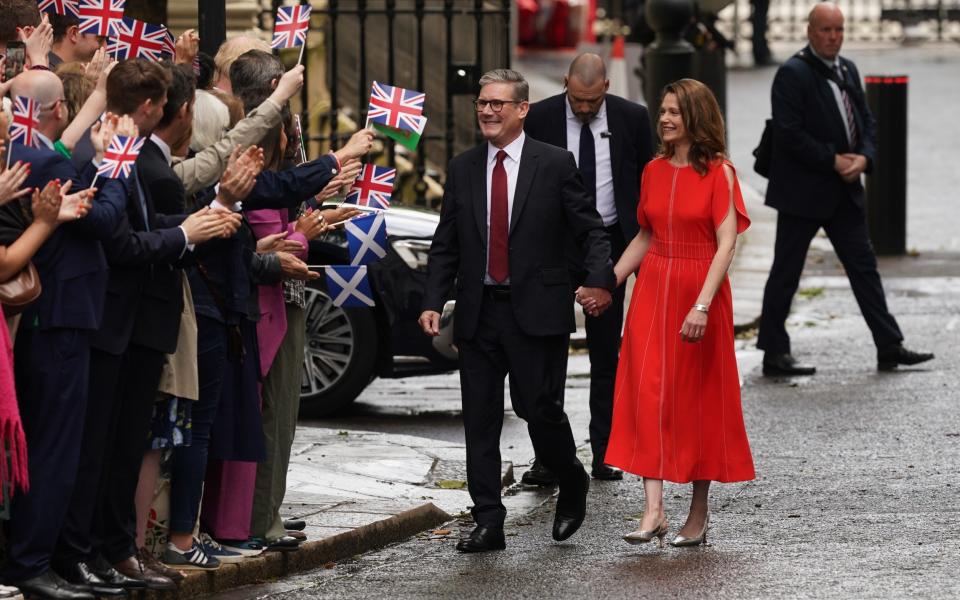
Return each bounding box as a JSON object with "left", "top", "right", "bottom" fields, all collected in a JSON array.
[{"left": 488, "top": 150, "right": 509, "bottom": 283}]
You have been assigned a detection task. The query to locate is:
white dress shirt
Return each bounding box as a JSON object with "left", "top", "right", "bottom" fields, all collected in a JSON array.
[
  {"left": 484, "top": 131, "right": 525, "bottom": 285},
  {"left": 565, "top": 97, "right": 617, "bottom": 226},
  {"left": 810, "top": 47, "right": 853, "bottom": 145}
]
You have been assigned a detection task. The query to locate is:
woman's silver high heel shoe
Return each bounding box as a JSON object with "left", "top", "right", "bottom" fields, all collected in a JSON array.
[
  {"left": 669, "top": 514, "right": 709, "bottom": 547},
  {"left": 622, "top": 515, "right": 669, "bottom": 546}
]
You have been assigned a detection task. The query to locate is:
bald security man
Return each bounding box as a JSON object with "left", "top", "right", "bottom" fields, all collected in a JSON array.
[{"left": 524, "top": 53, "right": 653, "bottom": 484}]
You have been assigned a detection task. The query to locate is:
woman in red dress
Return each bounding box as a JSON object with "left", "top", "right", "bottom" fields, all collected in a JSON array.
[{"left": 585, "top": 79, "right": 754, "bottom": 547}]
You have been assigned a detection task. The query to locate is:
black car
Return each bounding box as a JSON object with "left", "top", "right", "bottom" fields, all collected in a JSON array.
[{"left": 300, "top": 206, "right": 457, "bottom": 416}]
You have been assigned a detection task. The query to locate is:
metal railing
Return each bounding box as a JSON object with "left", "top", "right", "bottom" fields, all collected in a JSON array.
[{"left": 260, "top": 1, "right": 512, "bottom": 208}]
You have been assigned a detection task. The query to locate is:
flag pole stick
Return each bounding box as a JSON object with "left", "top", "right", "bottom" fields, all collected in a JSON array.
[
  {"left": 90, "top": 173, "right": 99, "bottom": 190},
  {"left": 297, "top": 41, "right": 306, "bottom": 66},
  {"left": 5, "top": 145, "right": 12, "bottom": 170}
]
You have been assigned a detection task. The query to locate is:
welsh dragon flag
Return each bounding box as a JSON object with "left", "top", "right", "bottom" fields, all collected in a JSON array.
[{"left": 366, "top": 81, "right": 427, "bottom": 151}]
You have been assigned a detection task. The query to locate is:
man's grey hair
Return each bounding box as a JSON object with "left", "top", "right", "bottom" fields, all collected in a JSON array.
[{"left": 478, "top": 69, "right": 529, "bottom": 102}]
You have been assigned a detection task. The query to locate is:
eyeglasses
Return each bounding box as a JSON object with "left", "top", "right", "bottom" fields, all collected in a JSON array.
[{"left": 473, "top": 99, "right": 521, "bottom": 113}]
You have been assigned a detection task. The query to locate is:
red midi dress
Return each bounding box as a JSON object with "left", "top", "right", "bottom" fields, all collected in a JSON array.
[{"left": 603, "top": 157, "right": 755, "bottom": 483}]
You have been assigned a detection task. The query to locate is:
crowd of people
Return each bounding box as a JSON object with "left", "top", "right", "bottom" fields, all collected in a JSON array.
[{"left": 0, "top": 2, "right": 375, "bottom": 599}]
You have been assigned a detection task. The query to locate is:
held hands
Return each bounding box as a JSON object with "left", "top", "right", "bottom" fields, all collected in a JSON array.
[
  {"left": 418, "top": 310, "right": 441, "bottom": 337},
  {"left": 679, "top": 307, "right": 708, "bottom": 343},
  {"left": 834, "top": 153, "right": 868, "bottom": 183},
  {"left": 575, "top": 286, "right": 613, "bottom": 317}
]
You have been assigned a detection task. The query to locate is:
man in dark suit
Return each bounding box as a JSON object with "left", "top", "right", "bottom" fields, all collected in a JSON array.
[
  {"left": 53, "top": 59, "right": 238, "bottom": 592},
  {"left": 1, "top": 70, "right": 130, "bottom": 600},
  {"left": 420, "top": 68, "right": 615, "bottom": 553},
  {"left": 758, "top": 3, "right": 932, "bottom": 375},
  {"left": 523, "top": 53, "right": 653, "bottom": 483}
]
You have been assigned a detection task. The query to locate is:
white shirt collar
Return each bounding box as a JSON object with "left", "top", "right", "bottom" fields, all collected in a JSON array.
[
  {"left": 487, "top": 130, "right": 525, "bottom": 164},
  {"left": 808, "top": 46, "right": 840, "bottom": 69},
  {"left": 565, "top": 96, "right": 606, "bottom": 124},
  {"left": 150, "top": 133, "right": 172, "bottom": 166},
  {"left": 35, "top": 131, "right": 54, "bottom": 151}
]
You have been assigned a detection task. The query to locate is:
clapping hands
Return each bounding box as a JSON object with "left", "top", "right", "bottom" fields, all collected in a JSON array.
[{"left": 575, "top": 286, "right": 613, "bottom": 317}]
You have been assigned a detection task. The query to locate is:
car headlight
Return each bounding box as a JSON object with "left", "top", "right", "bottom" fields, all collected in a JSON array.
[{"left": 391, "top": 238, "right": 432, "bottom": 272}]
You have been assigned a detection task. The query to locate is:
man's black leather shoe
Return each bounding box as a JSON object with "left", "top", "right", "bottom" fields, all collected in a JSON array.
[
  {"left": 591, "top": 463, "right": 623, "bottom": 481},
  {"left": 520, "top": 458, "right": 558, "bottom": 487},
  {"left": 455, "top": 525, "right": 506, "bottom": 553},
  {"left": 58, "top": 563, "right": 126, "bottom": 597},
  {"left": 14, "top": 571, "right": 94, "bottom": 600},
  {"left": 88, "top": 558, "right": 147, "bottom": 590},
  {"left": 878, "top": 344, "right": 934, "bottom": 371},
  {"left": 762, "top": 353, "right": 816, "bottom": 376},
  {"left": 283, "top": 518, "right": 306, "bottom": 531},
  {"left": 553, "top": 469, "right": 589, "bottom": 541}
]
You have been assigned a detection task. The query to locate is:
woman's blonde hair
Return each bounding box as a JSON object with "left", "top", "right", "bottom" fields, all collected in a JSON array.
[
  {"left": 190, "top": 90, "right": 230, "bottom": 152},
  {"left": 657, "top": 78, "right": 726, "bottom": 176}
]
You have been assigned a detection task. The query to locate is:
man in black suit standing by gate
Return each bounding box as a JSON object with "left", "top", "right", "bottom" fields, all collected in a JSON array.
[
  {"left": 758, "top": 2, "right": 932, "bottom": 375},
  {"left": 523, "top": 53, "right": 653, "bottom": 483},
  {"left": 420, "top": 68, "right": 615, "bottom": 553}
]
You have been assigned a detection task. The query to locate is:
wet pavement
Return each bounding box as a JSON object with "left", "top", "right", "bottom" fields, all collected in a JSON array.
[{"left": 207, "top": 42, "right": 959, "bottom": 599}]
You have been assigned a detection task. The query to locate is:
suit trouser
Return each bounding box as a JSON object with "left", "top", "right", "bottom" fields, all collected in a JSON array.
[
  {"left": 54, "top": 346, "right": 123, "bottom": 569},
  {"left": 757, "top": 198, "right": 903, "bottom": 355},
  {"left": 250, "top": 304, "right": 306, "bottom": 541},
  {"left": 457, "top": 292, "right": 583, "bottom": 527},
  {"left": 5, "top": 327, "right": 90, "bottom": 582},
  {"left": 96, "top": 345, "right": 166, "bottom": 563},
  {"left": 584, "top": 224, "right": 627, "bottom": 465}
]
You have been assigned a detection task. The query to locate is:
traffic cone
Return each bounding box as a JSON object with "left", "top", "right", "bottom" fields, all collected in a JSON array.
[{"left": 608, "top": 34, "right": 629, "bottom": 99}]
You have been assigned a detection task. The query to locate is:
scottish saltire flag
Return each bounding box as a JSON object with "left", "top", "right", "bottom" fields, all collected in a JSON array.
[
  {"left": 96, "top": 135, "right": 144, "bottom": 179},
  {"left": 344, "top": 165, "right": 395, "bottom": 210},
  {"left": 37, "top": 0, "right": 79, "bottom": 17},
  {"left": 77, "top": 0, "right": 125, "bottom": 37},
  {"left": 324, "top": 266, "right": 375, "bottom": 307},
  {"left": 270, "top": 4, "right": 311, "bottom": 49},
  {"left": 106, "top": 18, "right": 171, "bottom": 61},
  {"left": 346, "top": 212, "right": 388, "bottom": 266},
  {"left": 9, "top": 97, "right": 40, "bottom": 148},
  {"left": 367, "top": 82, "right": 427, "bottom": 150}
]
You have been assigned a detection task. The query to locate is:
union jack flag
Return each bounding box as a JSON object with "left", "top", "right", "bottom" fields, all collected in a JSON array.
[
  {"left": 270, "top": 4, "right": 311, "bottom": 49},
  {"left": 96, "top": 135, "right": 144, "bottom": 180},
  {"left": 37, "top": 0, "right": 79, "bottom": 17},
  {"left": 9, "top": 97, "right": 40, "bottom": 149},
  {"left": 77, "top": 0, "right": 125, "bottom": 37},
  {"left": 367, "top": 82, "right": 427, "bottom": 135},
  {"left": 344, "top": 165, "right": 395, "bottom": 210},
  {"left": 106, "top": 18, "right": 172, "bottom": 61},
  {"left": 162, "top": 29, "right": 176, "bottom": 58}
]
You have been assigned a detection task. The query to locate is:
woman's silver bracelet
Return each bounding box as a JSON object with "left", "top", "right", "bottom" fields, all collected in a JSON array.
[{"left": 693, "top": 304, "right": 709, "bottom": 314}]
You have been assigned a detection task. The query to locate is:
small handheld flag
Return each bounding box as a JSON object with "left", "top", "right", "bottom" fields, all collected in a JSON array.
[
  {"left": 96, "top": 135, "right": 145, "bottom": 180},
  {"left": 344, "top": 165, "right": 395, "bottom": 210},
  {"left": 37, "top": 0, "right": 79, "bottom": 17},
  {"left": 366, "top": 82, "right": 428, "bottom": 151},
  {"left": 345, "top": 212, "right": 388, "bottom": 266},
  {"left": 270, "top": 4, "right": 311, "bottom": 64},
  {"left": 106, "top": 18, "right": 173, "bottom": 62},
  {"left": 9, "top": 96, "right": 40, "bottom": 150},
  {"left": 324, "top": 266, "right": 375, "bottom": 307},
  {"left": 77, "top": 0, "right": 125, "bottom": 37}
]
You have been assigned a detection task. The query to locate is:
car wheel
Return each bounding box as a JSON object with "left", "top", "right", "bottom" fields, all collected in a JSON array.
[{"left": 299, "top": 286, "right": 379, "bottom": 417}]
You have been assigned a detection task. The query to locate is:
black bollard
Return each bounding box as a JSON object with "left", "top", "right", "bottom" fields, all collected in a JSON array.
[
  {"left": 864, "top": 75, "right": 908, "bottom": 256},
  {"left": 643, "top": 0, "right": 696, "bottom": 132}
]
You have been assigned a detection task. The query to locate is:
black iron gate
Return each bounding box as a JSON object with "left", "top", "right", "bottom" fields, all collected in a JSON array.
[{"left": 260, "top": 1, "right": 512, "bottom": 209}]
